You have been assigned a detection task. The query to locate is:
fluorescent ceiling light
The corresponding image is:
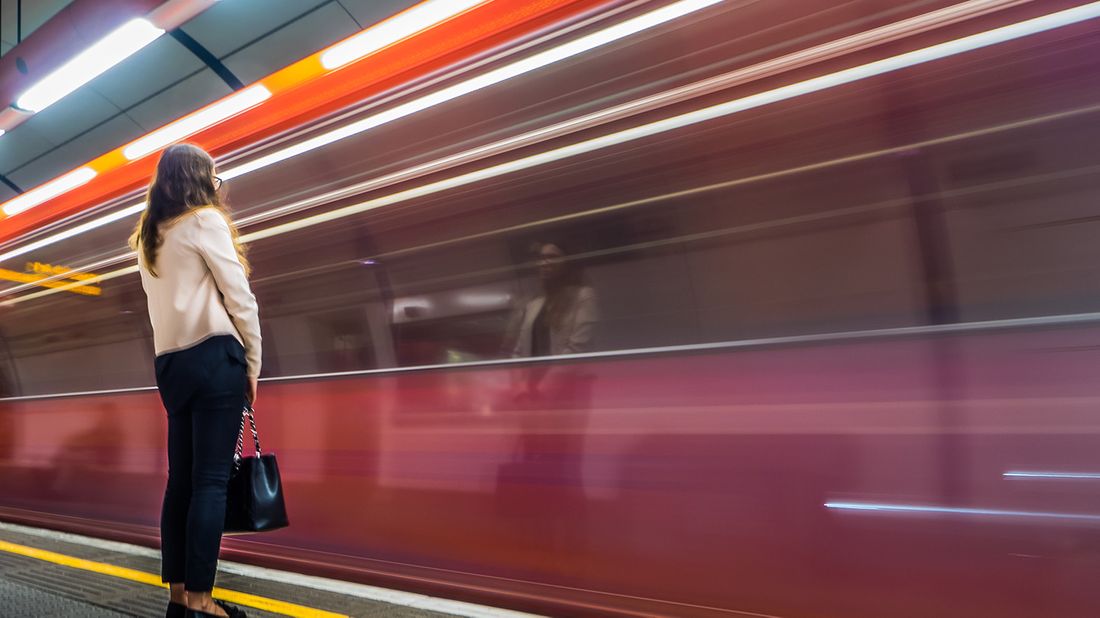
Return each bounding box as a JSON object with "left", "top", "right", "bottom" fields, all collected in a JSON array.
[
  {"left": 2, "top": 168, "right": 98, "bottom": 217},
  {"left": 221, "top": 0, "right": 725, "bottom": 179},
  {"left": 321, "top": 0, "right": 485, "bottom": 70},
  {"left": 15, "top": 19, "right": 164, "bottom": 113},
  {"left": 0, "top": 130, "right": 5, "bottom": 137},
  {"left": 123, "top": 85, "right": 272, "bottom": 160},
  {"left": 0, "top": 202, "right": 145, "bottom": 265}
]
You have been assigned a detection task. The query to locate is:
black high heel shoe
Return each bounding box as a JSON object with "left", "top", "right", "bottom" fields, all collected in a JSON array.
[
  {"left": 185, "top": 599, "right": 247, "bottom": 617},
  {"left": 166, "top": 601, "right": 186, "bottom": 618}
]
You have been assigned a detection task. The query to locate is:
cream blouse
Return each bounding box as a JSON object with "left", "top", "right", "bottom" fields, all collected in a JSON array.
[{"left": 138, "top": 207, "right": 262, "bottom": 378}]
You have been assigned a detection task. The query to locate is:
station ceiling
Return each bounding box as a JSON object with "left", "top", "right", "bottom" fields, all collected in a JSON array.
[{"left": 0, "top": 0, "right": 418, "bottom": 203}]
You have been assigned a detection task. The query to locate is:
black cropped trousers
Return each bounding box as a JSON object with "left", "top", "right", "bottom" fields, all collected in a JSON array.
[{"left": 155, "top": 335, "right": 247, "bottom": 592}]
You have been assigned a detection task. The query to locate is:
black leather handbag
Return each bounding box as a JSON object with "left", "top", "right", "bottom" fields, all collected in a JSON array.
[{"left": 224, "top": 407, "right": 289, "bottom": 534}]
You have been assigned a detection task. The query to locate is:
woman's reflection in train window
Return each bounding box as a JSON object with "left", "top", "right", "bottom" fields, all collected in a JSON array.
[{"left": 503, "top": 242, "right": 599, "bottom": 361}]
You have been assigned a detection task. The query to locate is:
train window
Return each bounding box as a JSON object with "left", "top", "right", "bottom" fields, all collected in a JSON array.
[
  {"left": 937, "top": 126, "right": 1100, "bottom": 321},
  {"left": 251, "top": 257, "right": 390, "bottom": 376},
  {"left": 0, "top": 277, "right": 154, "bottom": 397},
  {"left": 894, "top": 29, "right": 1100, "bottom": 322},
  {"left": 291, "top": 145, "right": 931, "bottom": 373},
  {"left": 335, "top": 86, "right": 933, "bottom": 364}
]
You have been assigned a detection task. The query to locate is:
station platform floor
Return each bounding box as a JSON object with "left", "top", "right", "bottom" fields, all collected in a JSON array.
[{"left": 0, "top": 522, "right": 539, "bottom": 618}]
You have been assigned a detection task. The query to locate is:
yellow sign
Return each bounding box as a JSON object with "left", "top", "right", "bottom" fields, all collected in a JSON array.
[
  {"left": 0, "top": 262, "right": 102, "bottom": 296},
  {"left": 26, "top": 261, "right": 97, "bottom": 281}
]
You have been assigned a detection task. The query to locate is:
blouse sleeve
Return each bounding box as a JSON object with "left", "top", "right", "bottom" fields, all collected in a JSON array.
[
  {"left": 193, "top": 209, "right": 262, "bottom": 378},
  {"left": 560, "top": 287, "right": 598, "bottom": 355}
]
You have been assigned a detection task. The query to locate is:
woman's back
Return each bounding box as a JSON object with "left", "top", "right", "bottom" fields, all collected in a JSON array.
[{"left": 139, "top": 207, "right": 261, "bottom": 377}]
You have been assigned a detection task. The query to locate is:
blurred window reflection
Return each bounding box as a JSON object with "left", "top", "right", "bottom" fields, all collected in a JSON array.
[{"left": 503, "top": 242, "right": 599, "bottom": 359}]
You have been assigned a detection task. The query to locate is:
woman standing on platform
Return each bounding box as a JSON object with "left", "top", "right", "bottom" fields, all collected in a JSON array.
[{"left": 132, "top": 144, "right": 260, "bottom": 618}]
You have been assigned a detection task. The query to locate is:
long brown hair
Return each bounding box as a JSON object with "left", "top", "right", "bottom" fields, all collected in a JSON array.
[{"left": 130, "top": 143, "right": 249, "bottom": 277}]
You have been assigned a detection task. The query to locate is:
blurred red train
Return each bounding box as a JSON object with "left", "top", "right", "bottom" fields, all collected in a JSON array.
[{"left": 4, "top": 1, "right": 1100, "bottom": 616}]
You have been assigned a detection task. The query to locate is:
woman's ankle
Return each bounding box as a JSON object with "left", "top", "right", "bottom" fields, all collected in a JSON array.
[
  {"left": 168, "top": 582, "right": 187, "bottom": 604},
  {"left": 185, "top": 591, "right": 215, "bottom": 607}
]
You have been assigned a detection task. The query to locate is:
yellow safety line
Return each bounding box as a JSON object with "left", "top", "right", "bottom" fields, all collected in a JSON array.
[{"left": 0, "top": 539, "right": 348, "bottom": 618}]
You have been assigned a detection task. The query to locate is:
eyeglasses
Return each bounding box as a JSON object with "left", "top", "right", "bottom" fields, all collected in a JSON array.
[{"left": 214, "top": 176, "right": 223, "bottom": 190}]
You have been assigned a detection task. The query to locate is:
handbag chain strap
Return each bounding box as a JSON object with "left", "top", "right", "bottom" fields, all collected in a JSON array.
[{"left": 233, "top": 406, "right": 263, "bottom": 468}]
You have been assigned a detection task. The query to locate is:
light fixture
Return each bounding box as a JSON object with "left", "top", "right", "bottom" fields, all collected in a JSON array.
[
  {"left": 15, "top": 19, "right": 165, "bottom": 113},
  {"left": 222, "top": 0, "right": 726, "bottom": 179},
  {"left": 320, "top": 0, "right": 486, "bottom": 70},
  {"left": 122, "top": 85, "right": 272, "bottom": 160},
  {"left": 1, "top": 168, "right": 98, "bottom": 217}
]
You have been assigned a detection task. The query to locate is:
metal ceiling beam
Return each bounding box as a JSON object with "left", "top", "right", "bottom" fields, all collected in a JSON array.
[
  {"left": 0, "top": 174, "right": 21, "bottom": 195},
  {"left": 168, "top": 28, "right": 244, "bottom": 91}
]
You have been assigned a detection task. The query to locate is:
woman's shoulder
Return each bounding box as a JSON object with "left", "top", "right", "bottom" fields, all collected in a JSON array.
[
  {"left": 176, "top": 207, "right": 231, "bottom": 235},
  {"left": 160, "top": 205, "right": 221, "bottom": 229},
  {"left": 159, "top": 208, "right": 229, "bottom": 250},
  {"left": 191, "top": 206, "right": 228, "bottom": 224}
]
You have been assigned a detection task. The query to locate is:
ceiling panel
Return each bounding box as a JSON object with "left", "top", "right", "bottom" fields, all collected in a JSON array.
[
  {"left": 124, "top": 68, "right": 233, "bottom": 131},
  {"left": 336, "top": 0, "right": 417, "bottom": 29},
  {"left": 0, "top": 0, "right": 12, "bottom": 52},
  {"left": 221, "top": 1, "right": 359, "bottom": 85},
  {"left": 180, "top": 0, "right": 330, "bottom": 59},
  {"left": 18, "top": 88, "right": 119, "bottom": 145},
  {"left": 0, "top": 183, "right": 17, "bottom": 203},
  {"left": 8, "top": 114, "right": 144, "bottom": 188},
  {"left": 0, "top": 0, "right": 74, "bottom": 57},
  {"left": 91, "top": 35, "right": 205, "bottom": 111},
  {"left": 0, "top": 123, "right": 55, "bottom": 175},
  {"left": 0, "top": 0, "right": 429, "bottom": 205}
]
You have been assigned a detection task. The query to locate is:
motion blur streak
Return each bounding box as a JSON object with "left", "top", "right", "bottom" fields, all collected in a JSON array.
[
  {"left": 224, "top": 3, "right": 1100, "bottom": 239},
  {"left": 1004, "top": 472, "right": 1100, "bottom": 479},
  {"left": 0, "top": 0, "right": 728, "bottom": 271},
  {"left": 219, "top": 0, "right": 727, "bottom": 180},
  {"left": 5, "top": 92, "right": 1098, "bottom": 302},
  {"left": 0, "top": 0, "right": 1066, "bottom": 276},
  {"left": 0, "top": 203, "right": 146, "bottom": 264},
  {"left": 228, "top": 0, "right": 1044, "bottom": 231},
  {"left": 4, "top": 94, "right": 1099, "bottom": 304},
  {"left": 826, "top": 502, "right": 1100, "bottom": 522}
]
